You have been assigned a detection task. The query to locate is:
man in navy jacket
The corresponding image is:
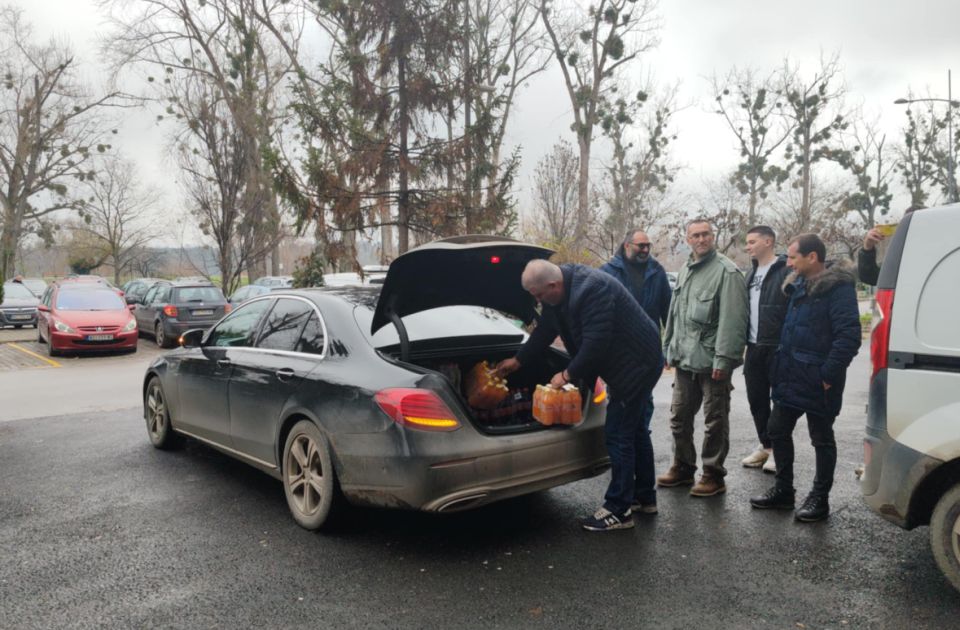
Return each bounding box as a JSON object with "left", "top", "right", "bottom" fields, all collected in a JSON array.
[
  {"left": 496, "top": 259, "right": 663, "bottom": 531},
  {"left": 749, "top": 233, "right": 861, "bottom": 522}
]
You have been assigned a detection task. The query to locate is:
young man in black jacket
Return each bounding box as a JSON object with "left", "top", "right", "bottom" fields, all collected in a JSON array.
[
  {"left": 740, "top": 226, "right": 791, "bottom": 473},
  {"left": 496, "top": 260, "right": 663, "bottom": 531}
]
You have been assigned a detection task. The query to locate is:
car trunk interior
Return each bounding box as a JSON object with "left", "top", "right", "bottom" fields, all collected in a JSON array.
[{"left": 386, "top": 343, "right": 591, "bottom": 434}]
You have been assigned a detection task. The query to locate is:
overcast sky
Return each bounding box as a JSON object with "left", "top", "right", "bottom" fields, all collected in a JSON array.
[{"left": 16, "top": 0, "right": 960, "bottom": 237}]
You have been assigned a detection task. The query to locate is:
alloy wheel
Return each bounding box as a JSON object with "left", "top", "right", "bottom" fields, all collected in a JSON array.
[
  {"left": 953, "top": 513, "right": 960, "bottom": 569},
  {"left": 155, "top": 323, "right": 165, "bottom": 347},
  {"left": 146, "top": 382, "right": 166, "bottom": 441},
  {"left": 286, "top": 433, "right": 325, "bottom": 516}
]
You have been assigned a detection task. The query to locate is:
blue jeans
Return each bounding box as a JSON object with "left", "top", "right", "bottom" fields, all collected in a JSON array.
[{"left": 603, "top": 392, "right": 656, "bottom": 513}]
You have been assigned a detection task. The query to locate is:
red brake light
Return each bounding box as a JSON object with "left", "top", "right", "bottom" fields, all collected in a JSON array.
[
  {"left": 374, "top": 388, "right": 460, "bottom": 431},
  {"left": 870, "top": 289, "right": 894, "bottom": 380},
  {"left": 593, "top": 377, "right": 607, "bottom": 404},
  {"left": 490, "top": 256, "right": 501, "bottom": 264},
  {"left": 163, "top": 304, "right": 178, "bottom": 317}
]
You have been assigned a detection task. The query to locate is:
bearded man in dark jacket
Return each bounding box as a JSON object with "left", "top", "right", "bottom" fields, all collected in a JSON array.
[
  {"left": 496, "top": 259, "right": 663, "bottom": 532},
  {"left": 749, "top": 233, "right": 861, "bottom": 522}
]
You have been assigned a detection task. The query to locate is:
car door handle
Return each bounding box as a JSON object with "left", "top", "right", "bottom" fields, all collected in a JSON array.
[
  {"left": 276, "top": 368, "right": 295, "bottom": 382},
  {"left": 216, "top": 359, "right": 231, "bottom": 369}
]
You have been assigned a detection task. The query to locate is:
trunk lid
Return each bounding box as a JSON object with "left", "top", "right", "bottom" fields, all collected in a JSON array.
[{"left": 371, "top": 235, "right": 554, "bottom": 334}]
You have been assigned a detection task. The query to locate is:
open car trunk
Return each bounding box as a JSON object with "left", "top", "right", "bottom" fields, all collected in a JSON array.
[{"left": 384, "top": 343, "right": 592, "bottom": 435}]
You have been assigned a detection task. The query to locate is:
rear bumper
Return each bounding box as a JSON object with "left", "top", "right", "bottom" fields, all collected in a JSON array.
[
  {"left": 337, "top": 408, "right": 610, "bottom": 512},
  {"left": 50, "top": 330, "right": 138, "bottom": 352},
  {"left": 163, "top": 319, "right": 219, "bottom": 336},
  {"left": 861, "top": 425, "right": 943, "bottom": 529},
  {"left": 0, "top": 311, "right": 37, "bottom": 326}
]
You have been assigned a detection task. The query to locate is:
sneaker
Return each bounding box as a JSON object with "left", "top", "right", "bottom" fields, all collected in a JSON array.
[
  {"left": 749, "top": 486, "right": 795, "bottom": 510},
  {"left": 741, "top": 445, "right": 770, "bottom": 468},
  {"left": 762, "top": 452, "right": 777, "bottom": 474},
  {"left": 656, "top": 463, "right": 696, "bottom": 487},
  {"left": 689, "top": 475, "right": 726, "bottom": 497},
  {"left": 630, "top": 500, "right": 658, "bottom": 515},
  {"left": 795, "top": 494, "right": 830, "bottom": 522},
  {"left": 581, "top": 506, "right": 635, "bottom": 531}
]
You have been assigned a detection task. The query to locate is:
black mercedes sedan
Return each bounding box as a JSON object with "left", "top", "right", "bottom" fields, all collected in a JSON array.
[{"left": 142, "top": 236, "right": 610, "bottom": 530}]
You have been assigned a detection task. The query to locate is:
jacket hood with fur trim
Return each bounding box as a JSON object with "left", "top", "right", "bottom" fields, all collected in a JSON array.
[{"left": 782, "top": 259, "right": 856, "bottom": 298}]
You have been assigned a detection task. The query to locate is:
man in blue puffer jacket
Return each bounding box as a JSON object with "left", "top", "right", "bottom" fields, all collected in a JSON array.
[
  {"left": 749, "top": 233, "right": 861, "bottom": 522},
  {"left": 599, "top": 229, "right": 672, "bottom": 328}
]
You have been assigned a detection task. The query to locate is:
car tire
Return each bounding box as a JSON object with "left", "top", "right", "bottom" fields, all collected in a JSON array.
[
  {"left": 282, "top": 420, "right": 341, "bottom": 530},
  {"left": 36, "top": 326, "right": 45, "bottom": 344},
  {"left": 47, "top": 336, "right": 59, "bottom": 357},
  {"left": 931, "top": 483, "right": 960, "bottom": 593},
  {"left": 144, "top": 377, "right": 183, "bottom": 450},
  {"left": 155, "top": 322, "right": 173, "bottom": 348}
]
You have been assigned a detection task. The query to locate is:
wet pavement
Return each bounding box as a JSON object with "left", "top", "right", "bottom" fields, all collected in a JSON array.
[{"left": 1, "top": 351, "right": 958, "bottom": 628}]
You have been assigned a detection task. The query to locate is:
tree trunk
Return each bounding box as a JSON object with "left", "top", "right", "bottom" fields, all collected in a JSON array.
[
  {"left": 397, "top": 53, "right": 410, "bottom": 254},
  {"left": 576, "top": 136, "right": 591, "bottom": 255}
]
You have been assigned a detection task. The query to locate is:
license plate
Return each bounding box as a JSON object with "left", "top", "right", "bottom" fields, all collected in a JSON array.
[
  {"left": 192, "top": 309, "right": 214, "bottom": 316},
  {"left": 87, "top": 334, "right": 114, "bottom": 341},
  {"left": 10, "top": 314, "right": 31, "bottom": 320}
]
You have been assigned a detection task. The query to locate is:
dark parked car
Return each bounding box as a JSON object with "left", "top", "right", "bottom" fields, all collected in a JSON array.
[
  {"left": 134, "top": 280, "right": 230, "bottom": 348},
  {"left": 18, "top": 277, "right": 48, "bottom": 299},
  {"left": 121, "top": 278, "right": 162, "bottom": 305},
  {"left": 253, "top": 275, "right": 294, "bottom": 288},
  {"left": 142, "top": 236, "right": 611, "bottom": 530},
  {"left": 228, "top": 284, "right": 283, "bottom": 307},
  {"left": 1, "top": 281, "right": 40, "bottom": 328}
]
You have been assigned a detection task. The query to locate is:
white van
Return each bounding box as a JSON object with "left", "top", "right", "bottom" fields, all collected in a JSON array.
[{"left": 861, "top": 203, "right": 960, "bottom": 592}]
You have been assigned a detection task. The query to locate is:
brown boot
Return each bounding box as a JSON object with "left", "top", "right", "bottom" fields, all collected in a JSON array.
[
  {"left": 656, "top": 463, "right": 696, "bottom": 487},
  {"left": 689, "top": 475, "right": 726, "bottom": 497}
]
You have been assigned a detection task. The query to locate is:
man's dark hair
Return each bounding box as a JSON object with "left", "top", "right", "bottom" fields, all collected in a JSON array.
[
  {"left": 790, "top": 233, "right": 826, "bottom": 263},
  {"left": 747, "top": 225, "right": 776, "bottom": 241},
  {"left": 685, "top": 217, "right": 713, "bottom": 232}
]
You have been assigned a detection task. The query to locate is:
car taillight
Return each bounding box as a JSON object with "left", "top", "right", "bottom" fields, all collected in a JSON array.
[
  {"left": 163, "top": 304, "right": 178, "bottom": 317},
  {"left": 224, "top": 303, "right": 232, "bottom": 313},
  {"left": 593, "top": 377, "right": 607, "bottom": 404},
  {"left": 870, "top": 289, "right": 894, "bottom": 380},
  {"left": 374, "top": 388, "right": 460, "bottom": 431}
]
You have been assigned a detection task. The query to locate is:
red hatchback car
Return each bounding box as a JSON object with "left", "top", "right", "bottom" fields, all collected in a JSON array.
[{"left": 37, "top": 282, "right": 138, "bottom": 356}]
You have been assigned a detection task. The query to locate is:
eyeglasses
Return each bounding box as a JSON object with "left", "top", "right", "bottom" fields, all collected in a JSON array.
[{"left": 630, "top": 242, "right": 651, "bottom": 249}]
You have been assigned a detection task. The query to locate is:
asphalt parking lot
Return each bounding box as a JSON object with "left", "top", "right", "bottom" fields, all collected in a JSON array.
[{"left": 1, "top": 344, "right": 959, "bottom": 628}]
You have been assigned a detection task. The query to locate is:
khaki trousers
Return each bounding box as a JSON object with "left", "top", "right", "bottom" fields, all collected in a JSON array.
[{"left": 668, "top": 367, "right": 733, "bottom": 478}]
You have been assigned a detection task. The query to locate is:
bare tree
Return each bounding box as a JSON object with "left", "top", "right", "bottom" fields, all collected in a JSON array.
[
  {"left": 539, "top": 0, "right": 660, "bottom": 254},
  {"left": 833, "top": 113, "right": 895, "bottom": 230},
  {"left": 72, "top": 156, "right": 162, "bottom": 285},
  {"left": 0, "top": 7, "right": 131, "bottom": 280},
  {"left": 526, "top": 139, "right": 581, "bottom": 249},
  {"left": 592, "top": 83, "right": 679, "bottom": 259},
  {"left": 102, "top": 0, "right": 293, "bottom": 280},
  {"left": 711, "top": 66, "right": 793, "bottom": 226},
  {"left": 781, "top": 55, "right": 850, "bottom": 229},
  {"left": 692, "top": 176, "right": 750, "bottom": 257},
  {"left": 895, "top": 100, "right": 945, "bottom": 209},
  {"left": 177, "top": 82, "right": 278, "bottom": 295}
]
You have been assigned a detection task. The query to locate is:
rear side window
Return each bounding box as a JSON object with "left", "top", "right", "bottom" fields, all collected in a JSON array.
[
  {"left": 297, "top": 313, "right": 326, "bottom": 355},
  {"left": 207, "top": 299, "right": 272, "bottom": 347},
  {"left": 257, "top": 298, "right": 313, "bottom": 351},
  {"left": 175, "top": 287, "right": 224, "bottom": 303}
]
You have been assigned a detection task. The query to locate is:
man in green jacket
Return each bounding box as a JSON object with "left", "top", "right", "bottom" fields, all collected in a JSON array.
[{"left": 657, "top": 218, "right": 749, "bottom": 497}]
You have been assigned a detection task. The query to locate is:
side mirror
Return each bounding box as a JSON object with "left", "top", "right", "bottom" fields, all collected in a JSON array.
[
  {"left": 37, "top": 304, "right": 50, "bottom": 312},
  {"left": 125, "top": 295, "right": 139, "bottom": 305},
  {"left": 179, "top": 328, "right": 204, "bottom": 348}
]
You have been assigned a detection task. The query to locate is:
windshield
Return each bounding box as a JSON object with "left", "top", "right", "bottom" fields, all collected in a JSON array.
[
  {"left": 174, "top": 286, "right": 225, "bottom": 303},
  {"left": 56, "top": 289, "right": 125, "bottom": 311},
  {"left": 354, "top": 305, "right": 525, "bottom": 348},
  {"left": 3, "top": 283, "right": 35, "bottom": 300}
]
